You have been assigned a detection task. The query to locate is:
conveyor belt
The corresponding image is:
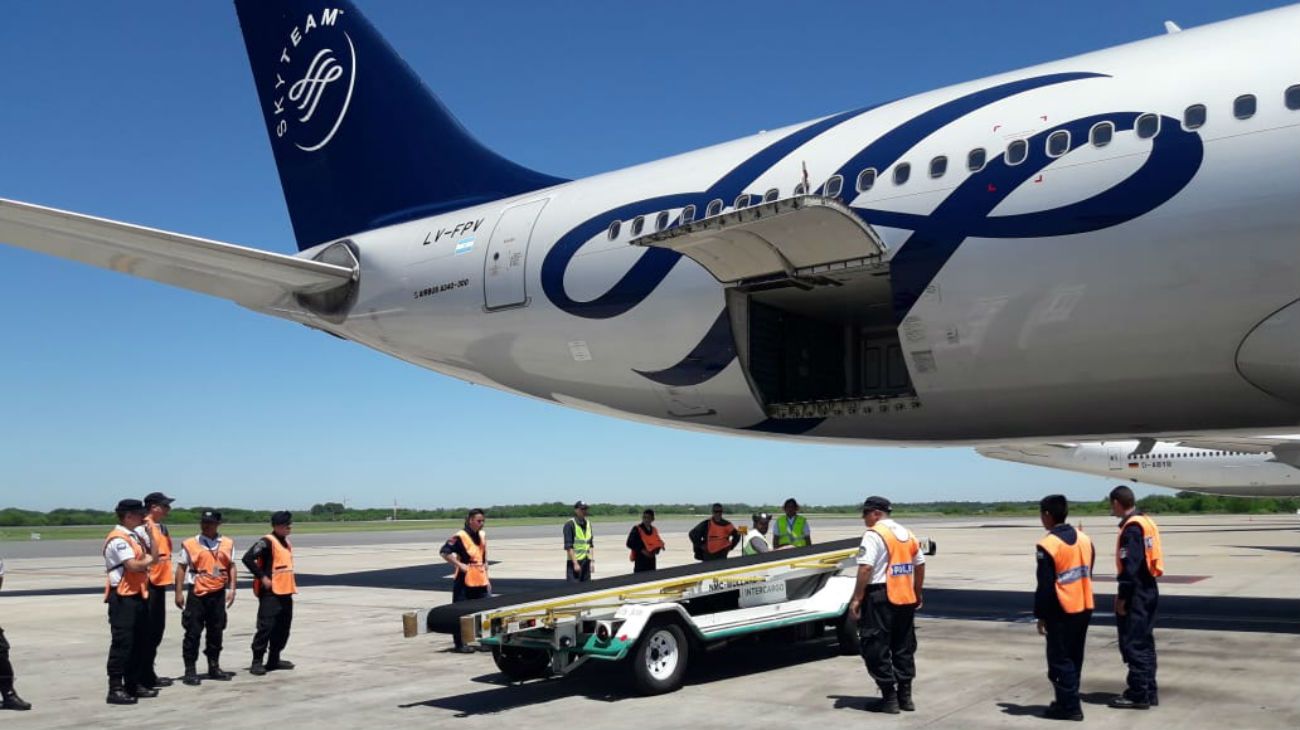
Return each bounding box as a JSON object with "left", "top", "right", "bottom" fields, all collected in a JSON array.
[{"left": 426, "top": 537, "right": 861, "bottom": 634}]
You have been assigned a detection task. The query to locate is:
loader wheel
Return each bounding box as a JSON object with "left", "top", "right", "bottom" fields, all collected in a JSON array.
[
  {"left": 631, "top": 622, "right": 689, "bottom": 695},
  {"left": 491, "top": 645, "right": 551, "bottom": 681}
]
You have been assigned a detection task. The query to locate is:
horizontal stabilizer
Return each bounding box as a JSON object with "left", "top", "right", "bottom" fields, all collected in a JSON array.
[{"left": 0, "top": 198, "right": 355, "bottom": 314}]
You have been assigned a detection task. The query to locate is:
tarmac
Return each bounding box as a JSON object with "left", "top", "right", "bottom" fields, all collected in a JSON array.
[{"left": 0, "top": 513, "right": 1296, "bottom": 728}]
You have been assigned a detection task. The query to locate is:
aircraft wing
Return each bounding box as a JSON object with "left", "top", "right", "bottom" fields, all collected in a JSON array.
[
  {"left": 1171, "top": 435, "right": 1300, "bottom": 455},
  {"left": 0, "top": 198, "right": 355, "bottom": 315}
]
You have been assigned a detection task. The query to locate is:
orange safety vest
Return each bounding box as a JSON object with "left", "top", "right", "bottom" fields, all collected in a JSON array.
[
  {"left": 870, "top": 523, "right": 920, "bottom": 606},
  {"left": 707, "top": 520, "right": 736, "bottom": 555},
  {"left": 630, "top": 525, "right": 664, "bottom": 561},
  {"left": 1116, "top": 513, "right": 1165, "bottom": 578},
  {"left": 144, "top": 517, "right": 174, "bottom": 587},
  {"left": 454, "top": 529, "right": 489, "bottom": 588},
  {"left": 253, "top": 534, "right": 296, "bottom": 596},
  {"left": 1038, "top": 531, "right": 1095, "bottom": 614},
  {"left": 183, "top": 536, "right": 234, "bottom": 597},
  {"left": 103, "top": 528, "right": 149, "bottom": 601}
]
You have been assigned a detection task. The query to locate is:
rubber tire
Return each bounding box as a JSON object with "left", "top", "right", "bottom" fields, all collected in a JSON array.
[
  {"left": 835, "top": 609, "right": 861, "bottom": 656},
  {"left": 491, "top": 645, "right": 551, "bottom": 681},
  {"left": 631, "top": 622, "right": 690, "bottom": 695}
]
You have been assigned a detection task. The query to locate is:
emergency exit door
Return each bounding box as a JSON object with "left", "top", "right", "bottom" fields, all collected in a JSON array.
[{"left": 483, "top": 199, "right": 547, "bottom": 310}]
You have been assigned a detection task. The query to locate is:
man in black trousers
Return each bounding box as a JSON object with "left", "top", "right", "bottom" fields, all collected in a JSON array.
[
  {"left": 242, "top": 511, "right": 297, "bottom": 676},
  {"left": 0, "top": 557, "right": 31, "bottom": 710},
  {"left": 1035, "top": 494, "right": 1095, "bottom": 721}
]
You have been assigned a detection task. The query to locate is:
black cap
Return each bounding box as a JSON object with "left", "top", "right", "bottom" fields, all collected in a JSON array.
[
  {"left": 115, "top": 498, "right": 147, "bottom": 514},
  {"left": 862, "top": 496, "right": 893, "bottom": 514},
  {"left": 200, "top": 510, "right": 223, "bottom": 524},
  {"left": 573, "top": 501, "right": 589, "bottom": 510},
  {"left": 270, "top": 510, "right": 293, "bottom": 526},
  {"left": 752, "top": 512, "right": 772, "bottom": 522},
  {"left": 143, "top": 492, "right": 175, "bottom": 507}
]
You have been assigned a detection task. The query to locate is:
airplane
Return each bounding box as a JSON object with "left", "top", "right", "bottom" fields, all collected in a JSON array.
[
  {"left": 976, "top": 436, "right": 1300, "bottom": 497},
  {"left": 4, "top": 1, "right": 1300, "bottom": 449}
]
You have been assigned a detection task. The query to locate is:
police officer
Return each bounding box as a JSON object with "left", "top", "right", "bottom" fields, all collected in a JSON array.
[
  {"left": 103, "top": 498, "right": 156, "bottom": 705},
  {"left": 242, "top": 511, "right": 296, "bottom": 676},
  {"left": 138, "top": 491, "right": 175, "bottom": 689},
  {"left": 564, "top": 501, "right": 595, "bottom": 582},
  {"left": 1035, "top": 494, "right": 1095, "bottom": 721},
  {"left": 625, "top": 509, "right": 665, "bottom": 573},
  {"left": 741, "top": 513, "right": 773, "bottom": 556},
  {"left": 848, "top": 496, "right": 925, "bottom": 714},
  {"left": 441, "top": 508, "right": 491, "bottom": 652},
  {"left": 774, "top": 498, "right": 812, "bottom": 548},
  {"left": 1108, "top": 485, "right": 1163, "bottom": 710},
  {"left": 0, "top": 557, "right": 31, "bottom": 711},
  {"left": 174, "top": 510, "right": 237, "bottom": 685},
  {"left": 688, "top": 503, "right": 741, "bottom": 561}
]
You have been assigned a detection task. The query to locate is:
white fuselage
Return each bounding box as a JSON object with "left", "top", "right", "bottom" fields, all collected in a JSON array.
[{"left": 292, "top": 7, "right": 1300, "bottom": 445}]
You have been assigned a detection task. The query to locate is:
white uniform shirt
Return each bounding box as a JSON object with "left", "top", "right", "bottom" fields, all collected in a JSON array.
[
  {"left": 104, "top": 526, "right": 142, "bottom": 587},
  {"left": 855, "top": 519, "right": 925, "bottom": 584},
  {"left": 174, "top": 534, "right": 232, "bottom": 587}
]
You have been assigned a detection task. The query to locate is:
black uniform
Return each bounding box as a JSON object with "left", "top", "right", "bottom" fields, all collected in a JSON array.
[
  {"left": 440, "top": 528, "right": 488, "bottom": 649},
  {"left": 104, "top": 530, "right": 151, "bottom": 692},
  {"left": 1035, "top": 524, "right": 1094, "bottom": 715},
  {"left": 1116, "top": 514, "right": 1159, "bottom": 704},
  {"left": 178, "top": 536, "right": 230, "bottom": 667},
  {"left": 140, "top": 521, "right": 171, "bottom": 687},
  {"left": 242, "top": 536, "right": 293, "bottom": 665},
  {"left": 0, "top": 627, "right": 13, "bottom": 693},
  {"left": 625, "top": 524, "right": 661, "bottom": 573}
]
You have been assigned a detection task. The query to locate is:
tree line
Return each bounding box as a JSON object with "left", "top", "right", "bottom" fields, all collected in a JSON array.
[{"left": 0, "top": 492, "right": 1296, "bottom": 527}]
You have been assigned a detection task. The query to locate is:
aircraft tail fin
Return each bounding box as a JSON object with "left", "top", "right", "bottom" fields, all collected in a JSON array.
[{"left": 233, "top": 1, "right": 564, "bottom": 250}]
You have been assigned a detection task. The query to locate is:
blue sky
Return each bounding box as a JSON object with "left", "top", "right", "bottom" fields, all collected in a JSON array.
[{"left": 0, "top": 1, "right": 1287, "bottom": 511}]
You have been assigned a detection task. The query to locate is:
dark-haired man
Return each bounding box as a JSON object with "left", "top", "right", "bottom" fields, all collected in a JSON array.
[
  {"left": 564, "top": 501, "right": 595, "bottom": 582},
  {"left": 103, "top": 498, "right": 156, "bottom": 704},
  {"left": 175, "top": 510, "right": 237, "bottom": 685},
  {"left": 1035, "top": 494, "right": 1095, "bottom": 721},
  {"left": 625, "top": 509, "right": 664, "bottom": 573},
  {"left": 242, "top": 511, "right": 296, "bottom": 676},
  {"left": 689, "top": 503, "right": 740, "bottom": 561},
  {"left": 1108, "top": 485, "right": 1163, "bottom": 710},
  {"left": 138, "top": 492, "right": 176, "bottom": 690},
  {"left": 441, "top": 509, "right": 490, "bottom": 652}
]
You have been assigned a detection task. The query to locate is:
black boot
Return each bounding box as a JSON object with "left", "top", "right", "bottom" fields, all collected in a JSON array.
[
  {"left": 897, "top": 682, "right": 915, "bottom": 712},
  {"left": 128, "top": 683, "right": 158, "bottom": 699},
  {"left": 182, "top": 662, "right": 201, "bottom": 686},
  {"left": 207, "top": 658, "right": 234, "bottom": 681},
  {"left": 267, "top": 654, "right": 295, "bottom": 671},
  {"left": 1, "top": 686, "right": 32, "bottom": 711},
  {"left": 249, "top": 655, "right": 266, "bottom": 676},
  {"left": 106, "top": 677, "right": 137, "bottom": 705},
  {"left": 871, "top": 684, "right": 900, "bottom": 714}
]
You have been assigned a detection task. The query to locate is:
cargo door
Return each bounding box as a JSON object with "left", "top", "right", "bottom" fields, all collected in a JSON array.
[{"left": 484, "top": 199, "right": 547, "bottom": 310}]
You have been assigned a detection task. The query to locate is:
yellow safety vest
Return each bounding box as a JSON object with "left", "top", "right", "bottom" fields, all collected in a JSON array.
[{"left": 570, "top": 519, "right": 593, "bottom": 561}]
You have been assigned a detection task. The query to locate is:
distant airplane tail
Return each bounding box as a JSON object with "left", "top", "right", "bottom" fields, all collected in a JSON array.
[{"left": 234, "top": 0, "right": 564, "bottom": 251}]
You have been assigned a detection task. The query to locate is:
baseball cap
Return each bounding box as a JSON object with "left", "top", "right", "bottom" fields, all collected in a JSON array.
[
  {"left": 200, "top": 510, "right": 223, "bottom": 524},
  {"left": 115, "top": 498, "right": 147, "bottom": 514},
  {"left": 573, "top": 501, "right": 589, "bottom": 510},
  {"left": 862, "top": 496, "right": 893, "bottom": 514},
  {"left": 143, "top": 492, "right": 175, "bottom": 507},
  {"left": 752, "top": 512, "right": 772, "bottom": 522}
]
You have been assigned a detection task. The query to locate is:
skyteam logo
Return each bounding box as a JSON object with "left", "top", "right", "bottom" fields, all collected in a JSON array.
[{"left": 267, "top": 7, "right": 356, "bottom": 152}]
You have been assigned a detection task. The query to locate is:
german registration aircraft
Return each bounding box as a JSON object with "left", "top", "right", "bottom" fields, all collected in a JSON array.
[{"left": 4, "top": 1, "right": 1300, "bottom": 447}]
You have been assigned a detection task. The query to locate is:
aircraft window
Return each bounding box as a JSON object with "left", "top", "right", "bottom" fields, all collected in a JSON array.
[
  {"left": 1046, "top": 130, "right": 1070, "bottom": 158},
  {"left": 825, "top": 175, "right": 844, "bottom": 198},
  {"left": 1090, "top": 122, "right": 1114, "bottom": 147},
  {"left": 681, "top": 204, "right": 696, "bottom": 224},
  {"left": 631, "top": 216, "right": 646, "bottom": 237},
  {"left": 1183, "top": 104, "right": 1207, "bottom": 130},
  {"left": 655, "top": 211, "right": 670, "bottom": 232},
  {"left": 856, "top": 168, "right": 877, "bottom": 192},
  {"left": 1234, "top": 94, "right": 1257, "bottom": 119},
  {"left": 1136, "top": 113, "right": 1160, "bottom": 139},
  {"left": 1287, "top": 85, "right": 1300, "bottom": 110},
  {"left": 707, "top": 199, "right": 723, "bottom": 217},
  {"left": 607, "top": 220, "right": 621, "bottom": 240},
  {"left": 735, "top": 193, "right": 752, "bottom": 209},
  {"left": 764, "top": 188, "right": 780, "bottom": 203},
  {"left": 893, "top": 163, "right": 911, "bottom": 185},
  {"left": 1006, "top": 139, "right": 1028, "bottom": 165},
  {"left": 793, "top": 182, "right": 806, "bottom": 196},
  {"left": 929, "top": 155, "right": 948, "bottom": 178},
  {"left": 967, "top": 148, "right": 986, "bottom": 172}
]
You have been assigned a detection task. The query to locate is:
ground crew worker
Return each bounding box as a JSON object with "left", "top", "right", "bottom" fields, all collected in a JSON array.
[
  {"left": 564, "top": 501, "right": 595, "bottom": 582},
  {"left": 1108, "top": 485, "right": 1163, "bottom": 710},
  {"left": 741, "top": 513, "right": 772, "bottom": 555},
  {"left": 689, "top": 503, "right": 740, "bottom": 561},
  {"left": 625, "top": 509, "right": 664, "bottom": 573},
  {"left": 1035, "top": 494, "right": 1095, "bottom": 722},
  {"left": 174, "top": 510, "right": 236, "bottom": 685},
  {"left": 103, "top": 498, "right": 156, "bottom": 705},
  {"left": 774, "top": 498, "right": 811, "bottom": 548},
  {"left": 139, "top": 491, "right": 175, "bottom": 689},
  {"left": 441, "top": 508, "right": 490, "bottom": 652},
  {"left": 0, "top": 557, "right": 31, "bottom": 711},
  {"left": 242, "top": 511, "right": 296, "bottom": 676},
  {"left": 848, "top": 495, "right": 925, "bottom": 714}
]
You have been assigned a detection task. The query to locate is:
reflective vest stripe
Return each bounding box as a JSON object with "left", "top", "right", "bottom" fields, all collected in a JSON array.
[
  {"left": 103, "top": 529, "right": 149, "bottom": 601},
  {"left": 570, "top": 520, "right": 593, "bottom": 560},
  {"left": 870, "top": 524, "right": 919, "bottom": 606},
  {"left": 184, "top": 536, "right": 234, "bottom": 596},
  {"left": 454, "top": 529, "right": 489, "bottom": 587},
  {"left": 1115, "top": 514, "right": 1165, "bottom": 578},
  {"left": 253, "top": 535, "right": 296, "bottom": 596},
  {"left": 144, "top": 518, "right": 174, "bottom": 586},
  {"left": 1039, "top": 532, "right": 1095, "bottom": 614},
  {"left": 775, "top": 515, "right": 808, "bottom": 547}
]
